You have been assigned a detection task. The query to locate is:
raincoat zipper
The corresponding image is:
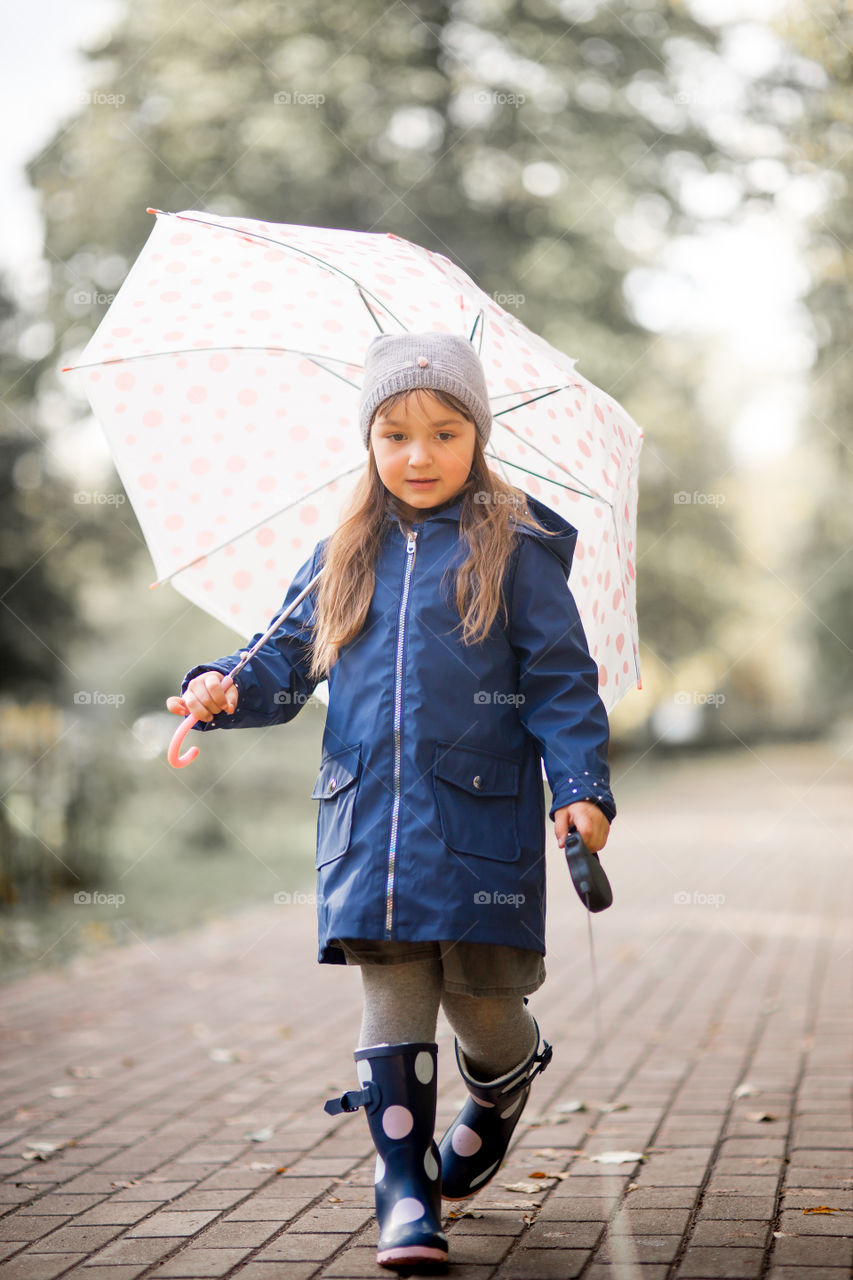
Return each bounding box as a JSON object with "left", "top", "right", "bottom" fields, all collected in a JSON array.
[{"left": 384, "top": 527, "right": 419, "bottom": 937}]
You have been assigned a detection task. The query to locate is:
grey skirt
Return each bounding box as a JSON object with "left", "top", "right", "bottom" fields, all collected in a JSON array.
[{"left": 332, "top": 937, "right": 546, "bottom": 998}]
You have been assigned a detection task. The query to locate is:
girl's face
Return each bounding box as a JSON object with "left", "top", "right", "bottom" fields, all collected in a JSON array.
[{"left": 370, "top": 390, "right": 477, "bottom": 523}]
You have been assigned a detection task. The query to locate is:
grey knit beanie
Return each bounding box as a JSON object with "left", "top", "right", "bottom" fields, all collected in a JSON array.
[{"left": 358, "top": 331, "right": 492, "bottom": 449}]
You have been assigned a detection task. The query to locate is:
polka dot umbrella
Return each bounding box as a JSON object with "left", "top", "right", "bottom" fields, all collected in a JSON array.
[{"left": 62, "top": 208, "right": 644, "bottom": 728}]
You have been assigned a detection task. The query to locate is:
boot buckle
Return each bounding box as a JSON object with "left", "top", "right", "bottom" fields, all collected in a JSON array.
[{"left": 323, "top": 1081, "right": 379, "bottom": 1116}]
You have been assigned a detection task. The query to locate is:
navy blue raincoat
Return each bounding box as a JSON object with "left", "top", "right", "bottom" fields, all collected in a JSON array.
[{"left": 181, "top": 492, "right": 616, "bottom": 965}]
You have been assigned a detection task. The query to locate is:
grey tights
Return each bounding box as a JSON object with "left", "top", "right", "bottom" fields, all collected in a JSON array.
[{"left": 357, "top": 956, "right": 538, "bottom": 1080}]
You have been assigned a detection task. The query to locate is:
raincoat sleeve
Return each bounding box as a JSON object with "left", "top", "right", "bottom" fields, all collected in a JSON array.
[
  {"left": 508, "top": 535, "right": 616, "bottom": 825},
  {"left": 180, "top": 542, "right": 323, "bottom": 732}
]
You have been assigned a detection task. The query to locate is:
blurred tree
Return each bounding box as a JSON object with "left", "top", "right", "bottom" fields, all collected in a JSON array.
[
  {"left": 768, "top": 1, "right": 853, "bottom": 716},
  {"left": 27, "top": 0, "right": 750, "bottom": 697}
]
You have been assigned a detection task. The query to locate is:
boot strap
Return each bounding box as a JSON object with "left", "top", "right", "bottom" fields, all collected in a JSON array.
[{"left": 323, "top": 1081, "right": 379, "bottom": 1116}]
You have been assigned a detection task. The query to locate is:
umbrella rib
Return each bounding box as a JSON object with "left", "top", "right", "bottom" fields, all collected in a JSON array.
[
  {"left": 150, "top": 208, "right": 412, "bottom": 333},
  {"left": 62, "top": 346, "right": 366, "bottom": 377},
  {"left": 149, "top": 465, "right": 366, "bottom": 589},
  {"left": 484, "top": 453, "right": 604, "bottom": 507}
]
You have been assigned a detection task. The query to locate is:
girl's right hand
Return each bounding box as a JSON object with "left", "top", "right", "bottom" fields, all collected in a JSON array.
[{"left": 166, "top": 671, "right": 239, "bottom": 722}]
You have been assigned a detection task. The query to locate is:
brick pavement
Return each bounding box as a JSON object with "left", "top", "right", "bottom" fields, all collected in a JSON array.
[{"left": 0, "top": 739, "right": 851, "bottom": 1279}]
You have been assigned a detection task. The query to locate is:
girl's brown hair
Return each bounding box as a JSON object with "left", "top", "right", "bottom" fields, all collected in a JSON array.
[{"left": 306, "top": 388, "right": 558, "bottom": 683}]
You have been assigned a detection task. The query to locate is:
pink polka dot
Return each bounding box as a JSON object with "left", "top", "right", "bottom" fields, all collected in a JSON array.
[
  {"left": 165, "top": 513, "right": 183, "bottom": 531},
  {"left": 258, "top": 475, "right": 276, "bottom": 492},
  {"left": 227, "top": 456, "right": 246, "bottom": 473},
  {"left": 382, "top": 1106, "right": 413, "bottom": 1140},
  {"left": 170, "top": 232, "right": 192, "bottom": 245},
  {"left": 190, "top": 458, "right": 210, "bottom": 475},
  {"left": 115, "top": 372, "right": 135, "bottom": 390},
  {"left": 138, "top": 474, "right": 157, "bottom": 490},
  {"left": 256, "top": 528, "right": 275, "bottom": 547},
  {"left": 187, "top": 386, "right": 207, "bottom": 404},
  {"left": 233, "top": 570, "right": 253, "bottom": 590},
  {"left": 300, "top": 504, "right": 318, "bottom": 525},
  {"left": 209, "top": 354, "right": 229, "bottom": 372},
  {"left": 451, "top": 1124, "right": 482, "bottom": 1157},
  {"left": 238, "top": 389, "right": 257, "bottom": 406},
  {"left": 213, "top": 291, "right": 233, "bottom": 302}
]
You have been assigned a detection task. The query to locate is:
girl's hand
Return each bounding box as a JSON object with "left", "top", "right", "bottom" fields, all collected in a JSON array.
[
  {"left": 554, "top": 800, "right": 610, "bottom": 853},
  {"left": 166, "top": 671, "right": 239, "bottom": 722}
]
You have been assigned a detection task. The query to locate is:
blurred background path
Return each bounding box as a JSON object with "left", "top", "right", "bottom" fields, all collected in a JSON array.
[{"left": 0, "top": 739, "right": 850, "bottom": 1280}]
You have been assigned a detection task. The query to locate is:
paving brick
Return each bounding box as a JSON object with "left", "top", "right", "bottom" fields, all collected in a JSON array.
[
  {"left": 677, "top": 1245, "right": 765, "bottom": 1276},
  {"left": 608, "top": 1208, "right": 692, "bottom": 1235},
  {"left": 0, "top": 1255, "right": 88, "bottom": 1280},
  {"left": 154, "top": 1246, "right": 256, "bottom": 1276},
  {"left": 595, "top": 1235, "right": 682, "bottom": 1264},
  {"left": 770, "top": 1234, "right": 853, "bottom": 1267},
  {"left": 689, "top": 1219, "right": 770, "bottom": 1247},
  {"left": 125, "top": 1210, "right": 220, "bottom": 1237},
  {"left": 255, "top": 1232, "right": 343, "bottom": 1261},
  {"left": 0, "top": 1218, "right": 69, "bottom": 1242},
  {"left": 699, "top": 1194, "right": 776, "bottom": 1219},
  {"left": 24, "top": 1226, "right": 126, "bottom": 1253},
  {"left": 493, "top": 1247, "right": 590, "bottom": 1278},
  {"left": 778, "top": 1207, "right": 853, "bottom": 1235}
]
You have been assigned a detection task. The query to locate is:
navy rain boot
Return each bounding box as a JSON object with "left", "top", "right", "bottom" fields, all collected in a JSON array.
[
  {"left": 437, "top": 1016, "right": 552, "bottom": 1201},
  {"left": 324, "top": 1041, "right": 447, "bottom": 1270}
]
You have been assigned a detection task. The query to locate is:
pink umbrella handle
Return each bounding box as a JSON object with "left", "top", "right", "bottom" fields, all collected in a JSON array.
[{"left": 168, "top": 673, "right": 235, "bottom": 769}]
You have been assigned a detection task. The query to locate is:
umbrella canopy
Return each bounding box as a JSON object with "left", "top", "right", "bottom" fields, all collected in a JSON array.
[{"left": 63, "top": 208, "right": 643, "bottom": 711}]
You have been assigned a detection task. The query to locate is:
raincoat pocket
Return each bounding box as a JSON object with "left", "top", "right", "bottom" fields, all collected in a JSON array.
[
  {"left": 311, "top": 743, "right": 362, "bottom": 868},
  {"left": 432, "top": 741, "right": 521, "bottom": 862}
]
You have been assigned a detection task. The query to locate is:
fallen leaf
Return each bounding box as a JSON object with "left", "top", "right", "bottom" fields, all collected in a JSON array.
[
  {"left": 597, "top": 1102, "right": 630, "bottom": 1113},
  {"left": 746, "top": 1111, "right": 778, "bottom": 1123},
  {"left": 21, "top": 1140, "right": 69, "bottom": 1161},
  {"left": 327, "top": 1195, "right": 342, "bottom": 1203},
  {"left": 521, "top": 1211, "right": 538, "bottom": 1225},
  {"left": 503, "top": 1180, "right": 556, "bottom": 1193},
  {"left": 490, "top": 1200, "right": 543, "bottom": 1210},
  {"left": 588, "top": 1151, "right": 645, "bottom": 1165},
  {"left": 773, "top": 1230, "right": 790, "bottom": 1238},
  {"left": 448, "top": 1207, "right": 483, "bottom": 1219},
  {"left": 110, "top": 1179, "right": 141, "bottom": 1188},
  {"left": 66, "top": 1066, "right": 103, "bottom": 1078},
  {"left": 534, "top": 1148, "right": 568, "bottom": 1159},
  {"left": 733, "top": 1082, "right": 760, "bottom": 1099},
  {"left": 244, "top": 1126, "right": 274, "bottom": 1142},
  {"left": 245, "top": 1161, "right": 277, "bottom": 1171},
  {"left": 803, "top": 1206, "right": 840, "bottom": 1215},
  {"left": 555, "top": 1100, "right": 587, "bottom": 1114},
  {"left": 527, "top": 1170, "right": 569, "bottom": 1180},
  {"left": 209, "top": 1047, "right": 249, "bottom": 1063},
  {"left": 626, "top": 1182, "right": 639, "bottom": 1192},
  {"left": 48, "top": 1086, "right": 78, "bottom": 1098}
]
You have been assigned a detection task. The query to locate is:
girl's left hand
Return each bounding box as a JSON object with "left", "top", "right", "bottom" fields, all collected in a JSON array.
[{"left": 554, "top": 800, "right": 610, "bottom": 853}]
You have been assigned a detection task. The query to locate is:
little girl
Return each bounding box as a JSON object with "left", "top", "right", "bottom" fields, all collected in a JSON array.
[{"left": 168, "top": 331, "right": 615, "bottom": 1271}]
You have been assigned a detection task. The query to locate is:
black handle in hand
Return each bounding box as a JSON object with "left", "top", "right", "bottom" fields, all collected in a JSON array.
[{"left": 564, "top": 830, "right": 613, "bottom": 913}]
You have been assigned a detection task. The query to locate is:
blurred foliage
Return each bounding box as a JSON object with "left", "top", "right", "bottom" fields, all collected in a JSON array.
[
  {"left": 771, "top": 2, "right": 853, "bottom": 710},
  {"left": 2, "top": 0, "right": 849, "bottom": 968}
]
